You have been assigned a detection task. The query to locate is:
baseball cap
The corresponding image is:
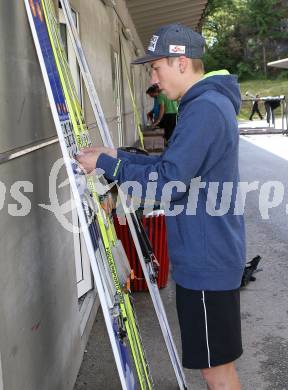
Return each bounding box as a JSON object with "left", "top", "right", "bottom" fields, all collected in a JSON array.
[{"left": 132, "top": 23, "right": 205, "bottom": 65}]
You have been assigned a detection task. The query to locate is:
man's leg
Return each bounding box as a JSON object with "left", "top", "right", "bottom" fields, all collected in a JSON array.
[
  {"left": 201, "top": 362, "right": 241, "bottom": 390},
  {"left": 256, "top": 108, "right": 263, "bottom": 120},
  {"left": 176, "top": 286, "right": 243, "bottom": 389},
  {"left": 249, "top": 108, "right": 256, "bottom": 120},
  {"left": 265, "top": 103, "right": 271, "bottom": 124}
]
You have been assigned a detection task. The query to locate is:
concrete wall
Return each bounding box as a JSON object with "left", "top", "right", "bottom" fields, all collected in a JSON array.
[
  {"left": 0, "top": 2, "right": 84, "bottom": 390},
  {"left": 0, "top": 1, "right": 149, "bottom": 389},
  {"left": 0, "top": 147, "right": 83, "bottom": 390}
]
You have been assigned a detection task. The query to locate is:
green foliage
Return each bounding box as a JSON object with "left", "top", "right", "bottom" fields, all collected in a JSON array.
[
  {"left": 236, "top": 62, "right": 255, "bottom": 80},
  {"left": 245, "top": 0, "right": 281, "bottom": 38},
  {"left": 276, "top": 70, "right": 288, "bottom": 80},
  {"left": 240, "top": 79, "right": 288, "bottom": 97},
  {"left": 203, "top": 0, "right": 288, "bottom": 79}
]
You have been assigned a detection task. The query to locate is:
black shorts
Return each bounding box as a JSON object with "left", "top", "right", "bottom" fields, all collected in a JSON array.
[{"left": 176, "top": 284, "right": 243, "bottom": 369}]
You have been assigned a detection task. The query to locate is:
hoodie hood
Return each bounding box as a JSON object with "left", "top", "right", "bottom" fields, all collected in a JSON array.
[{"left": 180, "top": 70, "right": 241, "bottom": 115}]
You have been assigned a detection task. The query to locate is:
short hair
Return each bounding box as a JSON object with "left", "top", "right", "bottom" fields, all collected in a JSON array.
[
  {"left": 166, "top": 57, "right": 204, "bottom": 73},
  {"left": 146, "top": 84, "right": 159, "bottom": 94},
  {"left": 191, "top": 59, "right": 204, "bottom": 73}
]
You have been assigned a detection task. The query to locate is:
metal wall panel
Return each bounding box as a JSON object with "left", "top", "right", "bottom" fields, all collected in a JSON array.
[
  {"left": 0, "top": 144, "right": 83, "bottom": 390},
  {"left": 0, "top": 1, "right": 56, "bottom": 154},
  {"left": 0, "top": 3, "right": 86, "bottom": 389}
]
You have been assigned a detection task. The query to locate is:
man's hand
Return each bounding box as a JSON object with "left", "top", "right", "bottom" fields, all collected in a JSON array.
[{"left": 76, "top": 147, "right": 117, "bottom": 174}]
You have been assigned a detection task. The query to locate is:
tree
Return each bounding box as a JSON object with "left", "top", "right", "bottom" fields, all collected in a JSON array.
[
  {"left": 245, "top": 0, "right": 286, "bottom": 76},
  {"left": 202, "top": 0, "right": 288, "bottom": 79},
  {"left": 202, "top": 0, "right": 247, "bottom": 74}
]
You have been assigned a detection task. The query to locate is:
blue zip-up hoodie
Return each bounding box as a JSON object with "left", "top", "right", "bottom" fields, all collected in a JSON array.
[{"left": 97, "top": 71, "right": 246, "bottom": 290}]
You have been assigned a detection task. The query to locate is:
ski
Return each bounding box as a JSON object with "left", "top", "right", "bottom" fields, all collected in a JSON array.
[
  {"left": 39, "top": 0, "right": 153, "bottom": 386},
  {"left": 24, "top": 0, "right": 154, "bottom": 389},
  {"left": 59, "top": 1, "right": 187, "bottom": 389}
]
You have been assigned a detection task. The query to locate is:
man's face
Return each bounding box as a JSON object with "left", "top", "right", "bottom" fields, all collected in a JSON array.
[{"left": 150, "top": 58, "right": 181, "bottom": 100}]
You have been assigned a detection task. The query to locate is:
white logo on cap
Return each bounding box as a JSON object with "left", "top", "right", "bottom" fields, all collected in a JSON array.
[
  {"left": 169, "top": 45, "right": 186, "bottom": 54},
  {"left": 148, "top": 35, "right": 159, "bottom": 52}
]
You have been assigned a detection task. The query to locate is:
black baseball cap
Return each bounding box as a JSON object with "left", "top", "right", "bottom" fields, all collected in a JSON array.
[{"left": 132, "top": 23, "right": 205, "bottom": 65}]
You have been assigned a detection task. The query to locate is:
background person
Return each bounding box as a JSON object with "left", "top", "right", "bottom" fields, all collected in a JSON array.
[
  {"left": 264, "top": 98, "right": 281, "bottom": 127},
  {"left": 248, "top": 94, "right": 263, "bottom": 120},
  {"left": 146, "top": 83, "right": 178, "bottom": 142},
  {"left": 154, "top": 90, "right": 178, "bottom": 142},
  {"left": 146, "top": 84, "right": 160, "bottom": 125}
]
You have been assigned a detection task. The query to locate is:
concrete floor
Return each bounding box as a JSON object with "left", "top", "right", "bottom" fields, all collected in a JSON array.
[{"left": 74, "top": 134, "right": 288, "bottom": 390}]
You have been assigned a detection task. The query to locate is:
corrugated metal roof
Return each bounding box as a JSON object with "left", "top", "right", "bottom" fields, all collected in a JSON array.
[{"left": 127, "top": 0, "right": 208, "bottom": 47}]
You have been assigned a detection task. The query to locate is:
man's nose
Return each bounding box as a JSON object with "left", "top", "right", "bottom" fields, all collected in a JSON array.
[{"left": 150, "top": 72, "right": 159, "bottom": 85}]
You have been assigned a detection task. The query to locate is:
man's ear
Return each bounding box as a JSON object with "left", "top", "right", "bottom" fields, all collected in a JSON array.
[{"left": 178, "top": 56, "right": 188, "bottom": 73}]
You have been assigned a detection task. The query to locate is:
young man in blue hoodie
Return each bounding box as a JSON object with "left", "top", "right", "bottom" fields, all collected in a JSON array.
[{"left": 77, "top": 23, "right": 245, "bottom": 390}]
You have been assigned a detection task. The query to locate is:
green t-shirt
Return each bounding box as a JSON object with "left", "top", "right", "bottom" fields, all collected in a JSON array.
[{"left": 157, "top": 93, "right": 178, "bottom": 114}]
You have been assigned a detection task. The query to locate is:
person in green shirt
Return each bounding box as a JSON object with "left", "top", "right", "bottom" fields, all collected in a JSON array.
[{"left": 153, "top": 91, "right": 178, "bottom": 142}]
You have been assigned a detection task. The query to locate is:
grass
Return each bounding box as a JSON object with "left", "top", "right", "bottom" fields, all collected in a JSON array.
[{"left": 238, "top": 79, "right": 288, "bottom": 120}]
